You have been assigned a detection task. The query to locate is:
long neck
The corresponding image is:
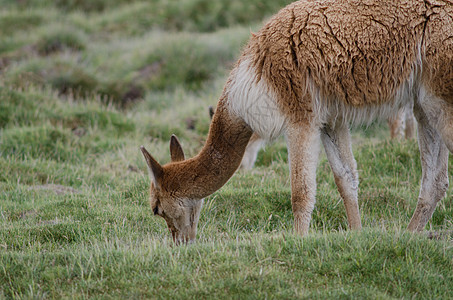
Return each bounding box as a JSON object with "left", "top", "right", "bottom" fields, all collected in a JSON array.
[{"left": 164, "top": 95, "right": 253, "bottom": 199}]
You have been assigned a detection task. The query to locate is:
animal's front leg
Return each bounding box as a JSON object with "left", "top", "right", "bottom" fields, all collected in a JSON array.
[{"left": 286, "top": 122, "right": 321, "bottom": 236}]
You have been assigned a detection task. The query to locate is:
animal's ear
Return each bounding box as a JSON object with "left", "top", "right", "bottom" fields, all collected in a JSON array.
[
  {"left": 208, "top": 106, "right": 215, "bottom": 120},
  {"left": 170, "top": 135, "right": 185, "bottom": 162},
  {"left": 140, "top": 146, "right": 163, "bottom": 187}
]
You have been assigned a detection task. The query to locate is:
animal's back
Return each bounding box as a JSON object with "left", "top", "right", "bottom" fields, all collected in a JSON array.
[{"left": 240, "top": 0, "right": 453, "bottom": 119}]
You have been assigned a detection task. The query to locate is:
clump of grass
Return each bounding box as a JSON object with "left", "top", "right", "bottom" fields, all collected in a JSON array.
[
  {"left": 0, "top": 87, "right": 44, "bottom": 128},
  {"left": 35, "top": 25, "right": 87, "bottom": 55},
  {"left": 0, "top": 156, "right": 87, "bottom": 186},
  {"left": 0, "top": 86, "right": 136, "bottom": 133},
  {"left": 88, "top": 2, "right": 158, "bottom": 36},
  {"left": 0, "top": 126, "right": 75, "bottom": 162},
  {"left": 0, "top": 124, "right": 126, "bottom": 163},
  {"left": 0, "top": 10, "right": 44, "bottom": 36},
  {"left": 159, "top": 0, "right": 284, "bottom": 32},
  {"left": 138, "top": 31, "right": 246, "bottom": 91},
  {"left": 5, "top": 58, "right": 98, "bottom": 96},
  {"left": 69, "top": 0, "right": 292, "bottom": 35},
  {"left": 0, "top": 0, "right": 141, "bottom": 12},
  {"left": 3, "top": 59, "right": 136, "bottom": 106},
  {"left": 0, "top": 157, "right": 51, "bottom": 185},
  {"left": 151, "top": 0, "right": 293, "bottom": 32},
  {"left": 54, "top": 108, "right": 136, "bottom": 136},
  {"left": 97, "top": 80, "right": 145, "bottom": 107},
  {"left": 47, "top": 64, "right": 99, "bottom": 97},
  {"left": 53, "top": 0, "right": 140, "bottom": 12}
]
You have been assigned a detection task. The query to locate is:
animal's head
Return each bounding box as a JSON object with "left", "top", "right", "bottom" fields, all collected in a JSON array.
[{"left": 140, "top": 135, "right": 203, "bottom": 245}]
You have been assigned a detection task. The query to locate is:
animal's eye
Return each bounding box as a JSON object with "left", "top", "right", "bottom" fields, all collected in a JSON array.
[{"left": 153, "top": 206, "right": 159, "bottom": 215}]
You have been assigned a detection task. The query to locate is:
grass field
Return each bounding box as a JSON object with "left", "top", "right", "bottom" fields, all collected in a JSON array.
[{"left": 1, "top": 1, "right": 452, "bottom": 298}]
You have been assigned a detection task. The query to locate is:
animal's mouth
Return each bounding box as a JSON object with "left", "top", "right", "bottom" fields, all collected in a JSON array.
[
  {"left": 170, "top": 228, "right": 177, "bottom": 242},
  {"left": 169, "top": 227, "right": 193, "bottom": 245}
]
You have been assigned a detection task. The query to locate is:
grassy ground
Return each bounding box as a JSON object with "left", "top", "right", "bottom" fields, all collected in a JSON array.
[{"left": 1, "top": 1, "right": 452, "bottom": 299}]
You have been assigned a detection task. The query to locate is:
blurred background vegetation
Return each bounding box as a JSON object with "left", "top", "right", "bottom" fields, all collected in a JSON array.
[
  {"left": 0, "top": 0, "right": 296, "bottom": 166},
  {"left": 0, "top": 0, "right": 293, "bottom": 104}
]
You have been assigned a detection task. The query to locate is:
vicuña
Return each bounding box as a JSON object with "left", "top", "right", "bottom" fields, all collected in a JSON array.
[{"left": 141, "top": 0, "right": 453, "bottom": 244}]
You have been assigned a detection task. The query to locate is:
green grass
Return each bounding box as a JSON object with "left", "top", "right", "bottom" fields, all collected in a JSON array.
[
  {"left": 1, "top": 0, "right": 452, "bottom": 299},
  {"left": 2, "top": 231, "right": 451, "bottom": 299}
]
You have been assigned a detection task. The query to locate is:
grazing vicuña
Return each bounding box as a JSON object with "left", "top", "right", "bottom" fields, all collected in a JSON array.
[{"left": 141, "top": 0, "right": 453, "bottom": 244}]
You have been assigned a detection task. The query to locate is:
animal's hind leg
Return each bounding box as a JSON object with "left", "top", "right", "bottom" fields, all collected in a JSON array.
[
  {"left": 404, "top": 104, "right": 416, "bottom": 139},
  {"left": 286, "top": 122, "right": 321, "bottom": 236},
  {"left": 388, "top": 108, "right": 406, "bottom": 139},
  {"left": 321, "top": 124, "right": 362, "bottom": 230},
  {"left": 417, "top": 89, "right": 453, "bottom": 152},
  {"left": 240, "top": 133, "right": 265, "bottom": 170},
  {"left": 407, "top": 100, "right": 449, "bottom": 231}
]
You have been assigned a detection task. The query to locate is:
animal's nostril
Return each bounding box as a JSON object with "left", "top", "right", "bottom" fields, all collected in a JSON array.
[{"left": 153, "top": 206, "right": 158, "bottom": 215}]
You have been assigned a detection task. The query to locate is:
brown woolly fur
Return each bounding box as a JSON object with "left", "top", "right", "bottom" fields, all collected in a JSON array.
[
  {"left": 423, "top": 0, "right": 453, "bottom": 102},
  {"left": 142, "top": 0, "right": 453, "bottom": 243},
  {"left": 246, "top": 0, "right": 432, "bottom": 119}
]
